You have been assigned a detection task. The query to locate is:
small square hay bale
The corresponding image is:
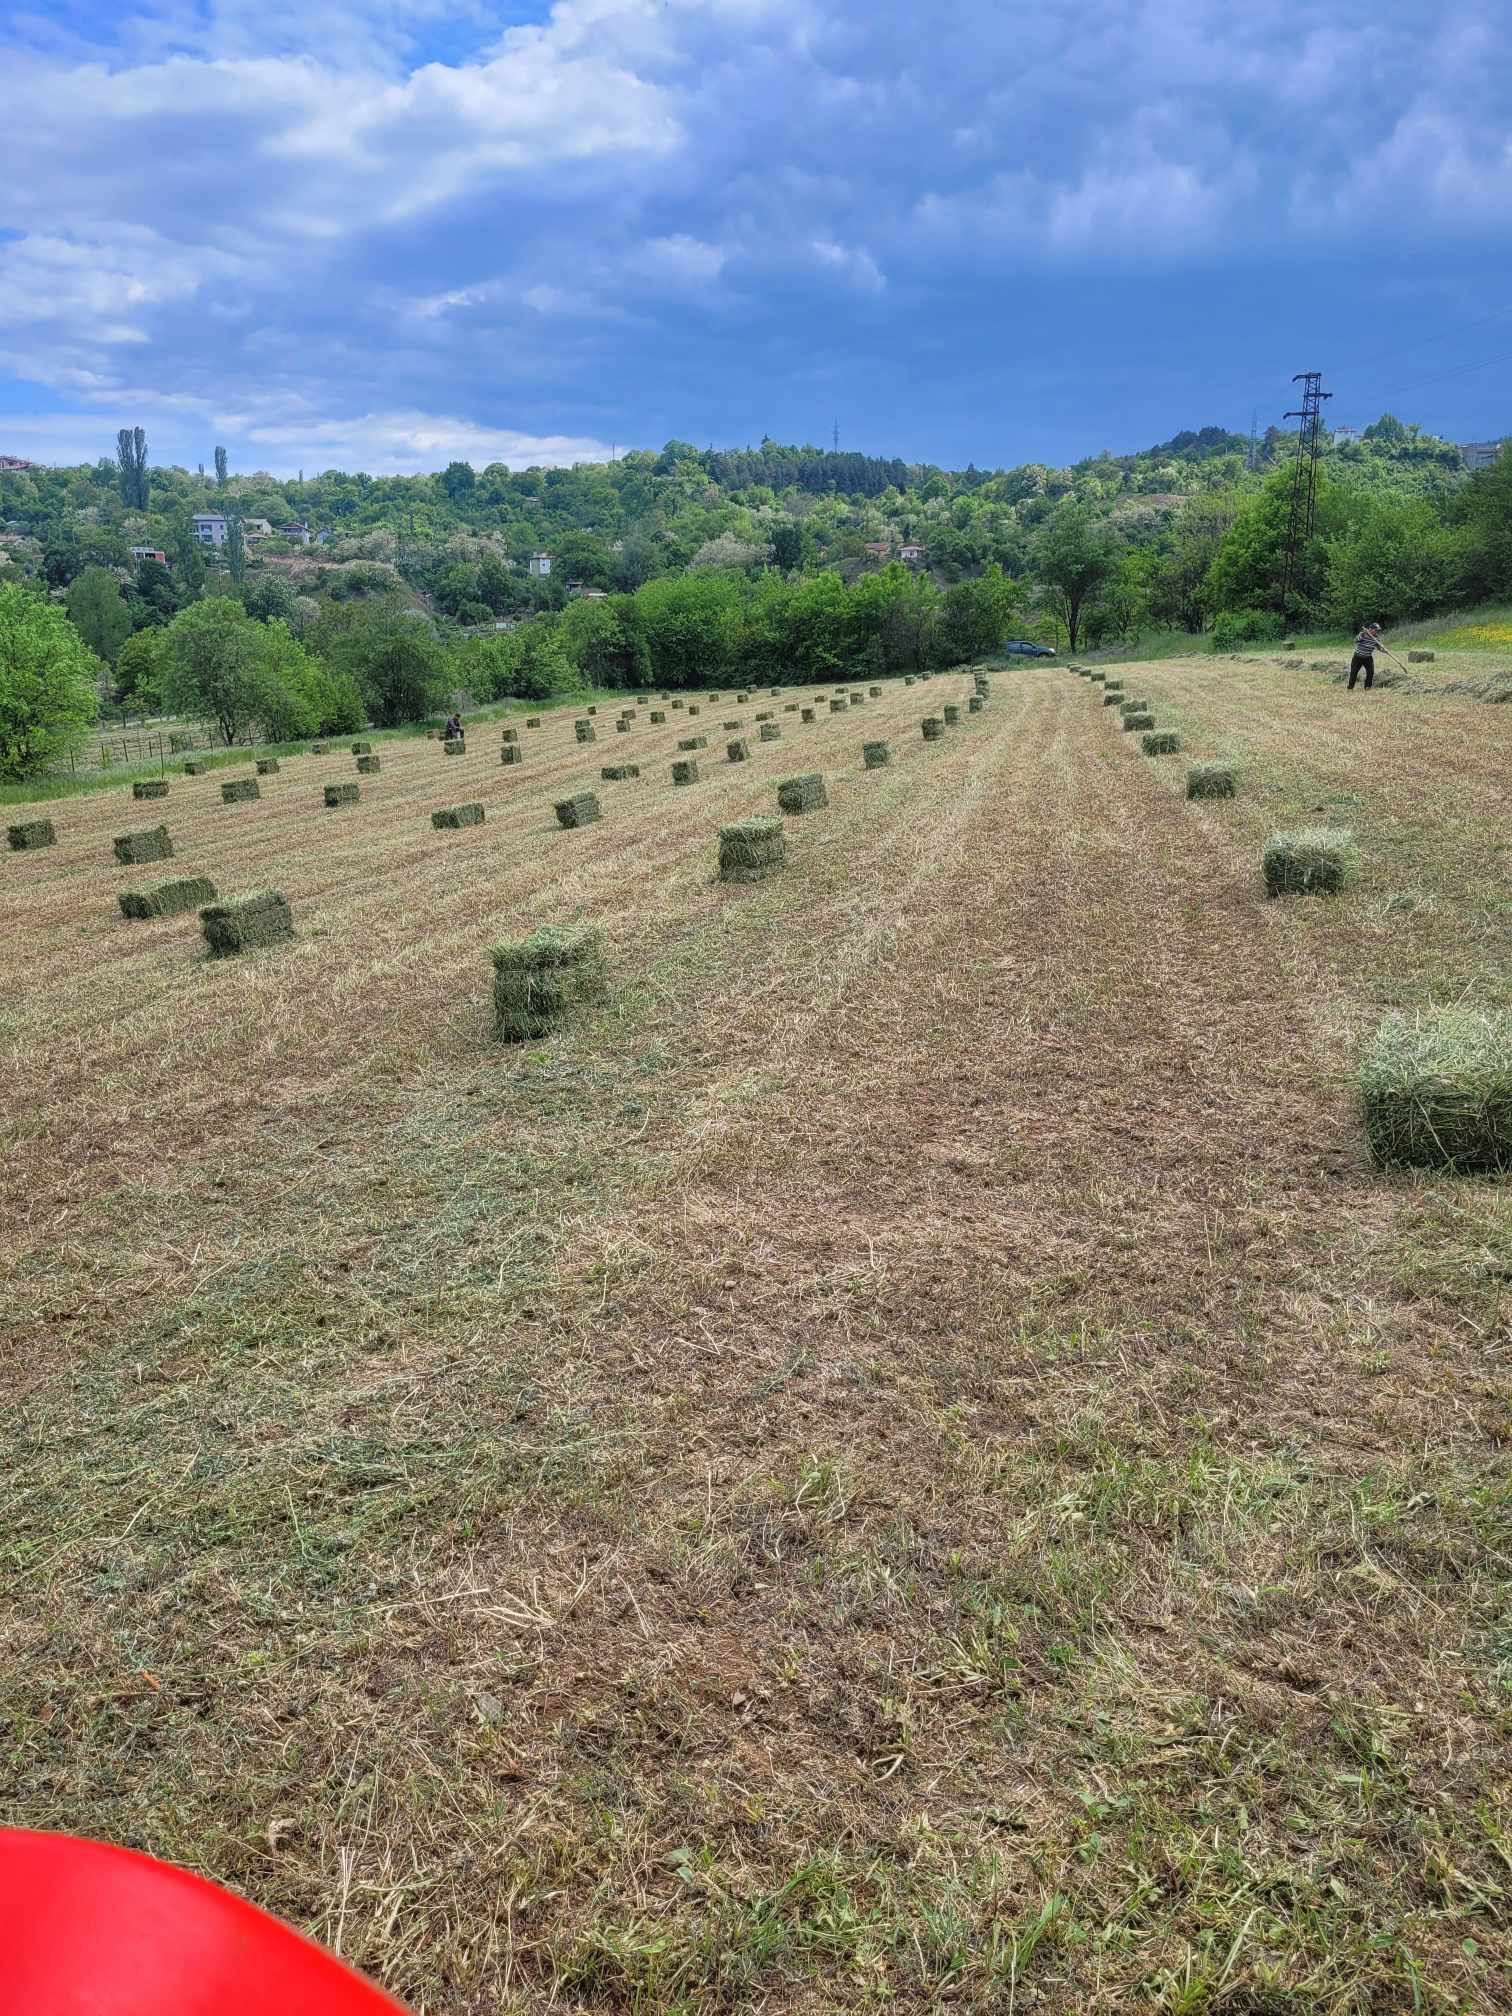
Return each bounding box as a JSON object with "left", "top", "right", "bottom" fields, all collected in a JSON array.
[
  {"left": 8, "top": 818, "right": 57, "bottom": 850},
  {"left": 1103, "top": 680, "right": 1125, "bottom": 693},
  {"left": 312, "top": 740, "right": 328, "bottom": 753},
  {"left": 727, "top": 738, "right": 750, "bottom": 762},
  {"left": 426, "top": 729, "right": 437, "bottom": 740},
  {"left": 776, "top": 771, "right": 827, "bottom": 813},
  {"left": 1187, "top": 761, "right": 1237, "bottom": 799},
  {"left": 736, "top": 690, "right": 750, "bottom": 701},
  {"left": 119, "top": 874, "right": 217, "bottom": 920},
  {"left": 904, "top": 675, "right": 916, "bottom": 686},
  {"left": 768, "top": 686, "right": 782, "bottom": 697},
  {"left": 1262, "top": 826, "right": 1355, "bottom": 897},
  {"left": 921, "top": 716, "right": 944, "bottom": 740},
  {"left": 352, "top": 741, "right": 372, "bottom": 754},
  {"left": 650, "top": 709, "right": 666, "bottom": 724},
  {"left": 942, "top": 704, "right": 961, "bottom": 725},
  {"left": 1122, "top": 710, "right": 1155, "bottom": 731},
  {"left": 784, "top": 702, "right": 799, "bottom": 712},
  {"left": 587, "top": 705, "right": 598, "bottom": 716},
  {"left": 801, "top": 707, "right": 816, "bottom": 723},
  {"left": 491, "top": 925, "right": 608, "bottom": 1042},
  {"left": 849, "top": 692, "right": 866, "bottom": 705},
  {"left": 431, "top": 802, "right": 485, "bottom": 829},
  {"left": 183, "top": 760, "right": 206, "bottom": 775},
  {"left": 722, "top": 719, "right": 742, "bottom": 730},
  {"left": 829, "top": 698, "right": 847, "bottom": 713},
  {"left": 1359, "top": 1008, "right": 1512, "bottom": 1172},
  {"left": 719, "top": 815, "right": 786, "bottom": 884},
  {"left": 443, "top": 740, "right": 467, "bottom": 757},
  {"left": 555, "top": 791, "right": 602, "bottom": 828},
  {"left": 758, "top": 722, "right": 782, "bottom": 742},
  {"left": 671, "top": 699, "right": 685, "bottom": 711},
  {"left": 574, "top": 719, "right": 596, "bottom": 743},
  {"left": 755, "top": 711, "right": 773, "bottom": 722},
  {"left": 502, "top": 726, "right": 519, "bottom": 742},
  {"left": 324, "top": 782, "right": 359, "bottom": 807},
  {"left": 1142, "top": 731, "right": 1181, "bottom": 756},
  {"left": 671, "top": 758, "right": 701, "bottom": 785},
  {"left": 256, "top": 757, "right": 280, "bottom": 776},
  {"left": 356, "top": 754, "right": 382, "bottom": 774},
  {"left": 968, "top": 695, "right": 984, "bottom": 713},
  {"left": 660, "top": 691, "right": 672, "bottom": 700},
  {"left": 221, "top": 777, "right": 260, "bottom": 803},
  {"left": 133, "top": 779, "right": 170, "bottom": 800},
  {"left": 615, "top": 719, "right": 632, "bottom": 733},
  {"left": 113, "top": 823, "right": 173, "bottom": 865},
  {"left": 168, "top": 733, "right": 192, "bottom": 753},
  {"left": 1102, "top": 690, "right": 1125, "bottom": 705},
  {"left": 869, "top": 685, "right": 882, "bottom": 698},
  {"left": 862, "top": 740, "right": 891, "bottom": 769},
  {"left": 1119, "top": 697, "right": 1149, "bottom": 715},
  {"left": 688, "top": 704, "right": 701, "bottom": 716},
  {"left": 1089, "top": 672, "right": 1106, "bottom": 684},
  {"left": 501, "top": 744, "right": 524, "bottom": 766},
  {"left": 201, "top": 888, "right": 294, "bottom": 957},
  {"left": 1408, "top": 651, "right": 1436, "bottom": 664},
  {"left": 526, "top": 716, "right": 541, "bottom": 728},
  {"left": 600, "top": 763, "right": 641, "bottom": 781},
  {"left": 678, "top": 734, "right": 708, "bottom": 750}
]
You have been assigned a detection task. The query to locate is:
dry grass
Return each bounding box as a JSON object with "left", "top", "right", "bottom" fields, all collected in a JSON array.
[{"left": 3, "top": 661, "right": 1511, "bottom": 2014}]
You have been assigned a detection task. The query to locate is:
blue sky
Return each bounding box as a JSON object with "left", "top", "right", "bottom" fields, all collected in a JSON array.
[{"left": 2, "top": 1, "right": 1510, "bottom": 476}]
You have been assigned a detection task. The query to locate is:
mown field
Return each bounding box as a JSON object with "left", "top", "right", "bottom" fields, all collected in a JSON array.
[{"left": 3, "top": 661, "right": 1510, "bottom": 2014}]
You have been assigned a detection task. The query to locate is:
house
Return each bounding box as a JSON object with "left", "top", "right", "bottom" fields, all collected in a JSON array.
[
  {"left": 528, "top": 550, "right": 552, "bottom": 576},
  {"left": 863, "top": 539, "right": 892, "bottom": 559},
  {"left": 276, "top": 522, "right": 311, "bottom": 546},
  {"left": 241, "top": 518, "right": 274, "bottom": 542},
  {"left": 1461, "top": 440, "right": 1506, "bottom": 471},
  {"left": 567, "top": 582, "right": 608, "bottom": 599},
  {"left": 192, "top": 512, "right": 229, "bottom": 547},
  {"left": 129, "top": 546, "right": 168, "bottom": 565},
  {"left": 900, "top": 542, "right": 925, "bottom": 565},
  {"left": 0, "top": 455, "right": 38, "bottom": 471}
]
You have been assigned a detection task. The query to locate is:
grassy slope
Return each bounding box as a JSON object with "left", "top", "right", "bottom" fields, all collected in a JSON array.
[{"left": 2, "top": 666, "right": 1510, "bottom": 2013}]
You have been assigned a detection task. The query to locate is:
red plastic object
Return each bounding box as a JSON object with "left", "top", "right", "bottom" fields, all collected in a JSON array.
[{"left": 0, "top": 1829, "right": 412, "bottom": 2015}]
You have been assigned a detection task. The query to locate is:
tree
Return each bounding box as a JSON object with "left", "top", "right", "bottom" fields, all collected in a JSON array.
[
  {"left": 319, "top": 607, "right": 451, "bottom": 726},
  {"left": 114, "top": 426, "right": 149, "bottom": 509},
  {"left": 769, "top": 520, "right": 805, "bottom": 573},
  {"left": 155, "top": 598, "right": 288, "bottom": 745},
  {"left": 0, "top": 582, "right": 101, "bottom": 780},
  {"left": 934, "top": 564, "right": 1019, "bottom": 664},
  {"left": 225, "top": 513, "right": 246, "bottom": 585},
  {"left": 1148, "top": 493, "right": 1236, "bottom": 631},
  {"left": 1204, "top": 465, "right": 1348, "bottom": 623},
  {"left": 439, "top": 460, "right": 476, "bottom": 501},
  {"left": 239, "top": 573, "right": 297, "bottom": 625},
  {"left": 66, "top": 567, "right": 133, "bottom": 666},
  {"left": 114, "top": 627, "right": 162, "bottom": 705},
  {"left": 1324, "top": 498, "right": 1467, "bottom": 628},
  {"left": 1034, "top": 504, "right": 1117, "bottom": 651},
  {"left": 130, "top": 556, "right": 180, "bottom": 628},
  {"left": 215, "top": 446, "right": 229, "bottom": 486},
  {"left": 169, "top": 518, "right": 208, "bottom": 599}
]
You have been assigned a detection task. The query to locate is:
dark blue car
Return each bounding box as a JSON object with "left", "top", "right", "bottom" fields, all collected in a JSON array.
[{"left": 1000, "top": 640, "right": 1057, "bottom": 657}]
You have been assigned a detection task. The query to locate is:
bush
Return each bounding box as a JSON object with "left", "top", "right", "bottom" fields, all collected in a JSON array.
[
  {"left": 0, "top": 583, "right": 101, "bottom": 781},
  {"left": 1262, "top": 827, "right": 1355, "bottom": 897},
  {"left": 1210, "top": 608, "right": 1284, "bottom": 653},
  {"left": 1359, "top": 1009, "right": 1512, "bottom": 1172}
]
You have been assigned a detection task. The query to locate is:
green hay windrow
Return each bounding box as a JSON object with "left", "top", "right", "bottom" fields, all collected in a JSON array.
[
  {"left": 718, "top": 815, "right": 786, "bottom": 884},
  {"left": 201, "top": 889, "right": 294, "bottom": 957},
  {"left": 431, "top": 803, "right": 485, "bottom": 829},
  {"left": 119, "top": 874, "right": 217, "bottom": 920},
  {"left": 776, "top": 772, "right": 827, "bottom": 814},
  {"left": 1262, "top": 827, "right": 1356, "bottom": 898},
  {"left": 490, "top": 924, "right": 607, "bottom": 1042},
  {"left": 1359, "top": 1009, "right": 1512, "bottom": 1172},
  {"left": 555, "top": 791, "right": 601, "bottom": 828}
]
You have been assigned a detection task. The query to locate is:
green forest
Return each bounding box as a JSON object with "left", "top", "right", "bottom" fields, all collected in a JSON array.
[{"left": 2, "top": 413, "right": 1510, "bottom": 782}]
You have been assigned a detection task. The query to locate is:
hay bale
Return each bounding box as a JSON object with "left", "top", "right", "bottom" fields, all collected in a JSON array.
[
  {"left": 8, "top": 818, "right": 57, "bottom": 851},
  {"left": 727, "top": 738, "right": 750, "bottom": 762},
  {"left": 904, "top": 675, "right": 916, "bottom": 686},
  {"left": 112, "top": 823, "right": 174, "bottom": 865},
  {"left": 758, "top": 722, "right": 782, "bottom": 742},
  {"left": 119, "top": 874, "right": 217, "bottom": 920},
  {"left": 1187, "top": 761, "right": 1237, "bottom": 799},
  {"left": 555, "top": 791, "right": 601, "bottom": 828},
  {"left": 501, "top": 744, "right": 524, "bottom": 767},
  {"left": 737, "top": 691, "right": 750, "bottom": 702},
  {"left": 614, "top": 719, "right": 632, "bottom": 733},
  {"left": 1262, "top": 827, "right": 1355, "bottom": 897},
  {"left": 442, "top": 740, "right": 467, "bottom": 757},
  {"left": 672, "top": 759, "right": 701, "bottom": 786},
  {"left": 132, "top": 779, "right": 170, "bottom": 801},
  {"left": 1142, "top": 732, "right": 1181, "bottom": 756},
  {"left": 829, "top": 698, "right": 848, "bottom": 713},
  {"left": 200, "top": 889, "right": 294, "bottom": 957},
  {"left": 678, "top": 734, "right": 708, "bottom": 751},
  {"left": 1103, "top": 690, "right": 1125, "bottom": 705},
  {"left": 220, "top": 776, "right": 260, "bottom": 804},
  {"left": 869, "top": 685, "right": 882, "bottom": 698},
  {"left": 1122, "top": 711, "right": 1155, "bottom": 732},
  {"left": 943, "top": 703, "right": 961, "bottom": 725},
  {"left": 256, "top": 757, "right": 280, "bottom": 777},
  {"left": 600, "top": 763, "right": 641, "bottom": 781},
  {"left": 755, "top": 711, "right": 773, "bottom": 722},
  {"left": 768, "top": 686, "right": 782, "bottom": 697},
  {"left": 574, "top": 719, "right": 596, "bottom": 744},
  {"left": 587, "top": 705, "right": 598, "bottom": 716},
  {"left": 921, "top": 716, "right": 944, "bottom": 740},
  {"left": 1358, "top": 1009, "right": 1512, "bottom": 1172},
  {"left": 356, "top": 754, "right": 382, "bottom": 774},
  {"left": 502, "top": 726, "right": 519, "bottom": 743},
  {"left": 719, "top": 815, "right": 786, "bottom": 884},
  {"left": 862, "top": 739, "right": 891, "bottom": 769},
  {"left": 650, "top": 710, "right": 666, "bottom": 724},
  {"left": 183, "top": 760, "right": 206, "bottom": 776},
  {"left": 849, "top": 692, "right": 866, "bottom": 706},
  {"left": 1408, "top": 651, "right": 1436, "bottom": 664},
  {"left": 311, "top": 740, "right": 328, "bottom": 753},
  {"left": 1119, "top": 698, "right": 1150, "bottom": 715},
  {"left": 526, "top": 717, "right": 541, "bottom": 728},
  {"left": 722, "top": 719, "right": 742, "bottom": 730},
  {"left": 784, "top": 702, "right": 799, "bottom": 712},
  {"left": 431, "top": 802, "right": 485, "bottom": 829},
  {"left": 671, "top": 699, "right": 685, "bottom": 711},
  {"left": 352, "top": 741, "right": 372, "bottom": 754},
  {"left": 688, "top": 705, "right": 701, "bottom": 716},
  {"left": 967, "top": 695, "right": 984, "bottom": 713},
  {"left": 324, "top": 782, "right": 359, "bottom": 807},
  {"left": 776, "top": 771, "right": 827, "bottom": 813},
  {"left": 801, "top": 707, "right": 816, "bottom": 723},
  {"left": 491, "top": 924, "right": 608, "bottom": 1042},
  {"left": 1089, "top": 672, "right": 1106, "bottom": 684}
]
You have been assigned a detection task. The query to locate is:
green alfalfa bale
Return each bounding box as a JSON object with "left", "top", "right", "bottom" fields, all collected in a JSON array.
[
  {"left": 442, "top": 740, "right": 467, "bottom": 757},
  {"left": 862, "top": 739, "right": 891, "bottom": 769},
  {"left": 1122, "top": 711, "right": 1155, "bottom": 732},
  {"left": 615, "top": 718, "right": 632, "bottom": 733},
  {"left": 723, "top": 719, "right": 742, "bottom": 730},
  {"left": 868, "top": 685, "right": 882, "bottom": 698},
  {"left": 921, "top": 716, "right": 944, "bottom": 741},
  {"left": 8, "top": 818, "right": 56, "bottom": 850},
  {"left": 754, "top": 710, "right": 773, "bottom": 722},
  {"left": 672, "top": 759, "right": 701, "bottom": 786},
  {"left": 737, "top": 690, "right": 750, "bottom": 702},
  {"left": 183, "top": 760, "right": 207, "bottom": 776},
  {"left": 312, "top": 741, "right": 329, "bottom": 754},
  {"left": 555, "top": 791, "right": 601, "bottom": 829},
  {"left": 200, "top": 888, "right": 294, "bottom": 957},
  {"left": 1262, "top": 827, "right": 1356, "bottom": 898},
  {"left": 431, "top": 802, "right": 485, "bottom": 829},
  {"left": 688, "top": 704, "right": 701, "bottom": 716},
  {"left": 671, "top": 698, "right": 686, "bottom": 711},
  {"left": 600, "top": 763, "right": 641, "bottom": 781},
  {"left": 1187, "top": 761, "right": 1237, "bottom": 799},
  {"left": 719, "top": 815, "right": 786, "bottom": 884},
  {"left": 324, "top": 782, "right": 359, "bottom": 807},
  {"left": 133, "top": 779, "right": 169, "bottom": 800},
  {"left": 942, "top": 703, "right": 961, "bottom": 725},
  {"left": 113, "top": 823, "right": 174, "bottom": 865},
  {"left": 254, "top": 757, "right": 280, "bottom": 777},
  {"left": 829, "top": 698, "right": 847, "bottom": 713},
  {"left": 968, "top": 695, "right": 984, "bottom": 714},
  {"left": 1119, "top": 697, "right": 1149, "bottom": 716},
  {"left": 758, "top": 722, "right": 782, "bottom": 742},
  {"left": 784, "top": 702, "right": 799, "bottom": 712},
  {"left": 650, "top": 709, "right": 667, "bottom": 724},
  {"left": 119, "top": 874, "right": 217, "bottom": 920},
  {"left": 501, "top": 744, "right": 524, "bottom": 767},
  {"left": 904, "top": 675, "right": 916, "bottom": 686},
  {"left": 776, "top": 771, "right": 827, "bottom": 813},
  {"left": 587, "top": 705, "right": 598, "bottom": 716},
  {"left": 501, "top": 726, "right": 519, "bottom": 743},
  {"left": 849, "top": 691, "right": 866, "bottom": 706},
  {"left": 1358, "top": 1008, "right": 1512, "bottom": 1173},
  {"left": 221, "top": 776, "right": 260, "bottom": 804},
  {"left": 574, "top": 719, "right": 596, "bottom": 743},
  {"left": 526, "top": 716, "right": 541, "bottom": 728},
  {"left": 727, "top": 738, "right": 750, "bottom": 763},
  {"left": 1142, "top": 731, "right": 1181, "bottom": 756},
  {"left": 352, "top": 740, "right": 372, "bottom": 754},
  {"left": 356, "top": 754, "right": 382, "bottom": 774},
  {"left": 678, "top": 734, "right": 708, "bottom": 751},
  {"left": 1088, "top": 672, "right": 1107, "bottom": 684},
  {"left": 1103, "top": 689, "right": 1126, "bottom": 705}
]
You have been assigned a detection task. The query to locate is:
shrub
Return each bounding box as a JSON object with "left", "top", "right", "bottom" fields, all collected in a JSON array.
[
  {"left": 1210, "top": 608, "right": 1284, "bottom": 653},
  {"left": 555, "top": 791, "right": 601, "bottom": 827},
  {"left": 431, "top": 803, "right": 485, "bottom": 829},
  {"left": 1262, "top": 827, "right": 1355, "bottom": 897},
  {"left": 119, "top": 875, "right": 216, "bottom": 920},
  {"left": 1188, "top": 762, "right": 1237, "bottom": 799},
  {"left": 490, "top": 925, "right": 607, "bottom": 1042},
  {"left": 719, "top": 816, "right": 786, "bottom": 884},
  {"left": 1359, "top": 1009, "right": 1512, "bottom": 1172},
  {"left": 1142, "top": 732, "right": 1181, "bottom": 756},
  {"left": 0, "top": 581, "right": 101, "bottom": 782},
  {"left": 201, "top": 889, "right": 294, "bottom": 956},
  {"left": 776, "top": 772, "right": 827, "bottom": 813}
]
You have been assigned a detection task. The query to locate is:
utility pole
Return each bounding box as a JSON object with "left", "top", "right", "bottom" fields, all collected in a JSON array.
[
  {"left": 1248, "top": 407, "right": 1259, "bottom": 471},
  {"left": 833, "top": 419, "right": 839, "bottom": 454},
  {"left": 1280, "top": 371, "right": 1331, "bottom": 620}
]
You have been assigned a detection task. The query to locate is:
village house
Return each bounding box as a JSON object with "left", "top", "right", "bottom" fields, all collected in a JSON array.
[
  {"left": 567, "top": 582, "right": 608, "bottom": 599},
  {"left": 191, "top": 511, "right": 229, "bottom": 547},
  {"left": 863, "top": 539, "right": 892, "bottom": 559},
  {"left": 900, "top": 542, "right": 926, "bottom": 565},
  {"left": 241, "top": 518, "right": 274, "bottom": 542},
  {"left": 129, "top": 545, "right": 168, "bottom": 565},
  {"left": 528, "top": 551, "right": 552, "bottom": 576},
  {"left": 277, "top": 522, "right": 312, "bottom": 545}
]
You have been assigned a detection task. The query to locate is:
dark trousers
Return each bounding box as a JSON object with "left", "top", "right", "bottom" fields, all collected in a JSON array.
[{"left": 1348, "top": 653, "right": 1375, "bottom": 690}]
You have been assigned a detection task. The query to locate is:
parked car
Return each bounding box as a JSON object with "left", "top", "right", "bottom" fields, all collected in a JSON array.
[{"left": 1000, "top": 640, "right": 1057, "bottom": 657}]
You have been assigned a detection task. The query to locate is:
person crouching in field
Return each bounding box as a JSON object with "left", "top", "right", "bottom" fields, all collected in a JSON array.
[
  {"left": 1349, "top": 624, "right": 1384, "bottom": 691},
  {"left": 443, "top": 712, "right": 463, "bottom": 740}
]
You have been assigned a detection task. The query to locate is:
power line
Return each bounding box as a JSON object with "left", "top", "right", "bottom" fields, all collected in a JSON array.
[{"left": 1281, "top": 370, "right": 1331, "bottom": 618}]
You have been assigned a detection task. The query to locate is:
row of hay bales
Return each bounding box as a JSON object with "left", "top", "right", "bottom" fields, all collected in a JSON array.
[{"left": 1069, "top": 659, "right": 1511, "bottom": 1174}]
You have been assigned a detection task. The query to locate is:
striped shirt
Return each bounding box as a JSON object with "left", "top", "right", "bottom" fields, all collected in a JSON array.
[{"left": 1354, "top": 629, "right": 1380, "bottom": 655}]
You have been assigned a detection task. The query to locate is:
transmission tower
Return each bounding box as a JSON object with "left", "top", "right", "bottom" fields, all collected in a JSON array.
[{"left": 1280, "top": 371, "right": 1332, "bottom": 618}]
